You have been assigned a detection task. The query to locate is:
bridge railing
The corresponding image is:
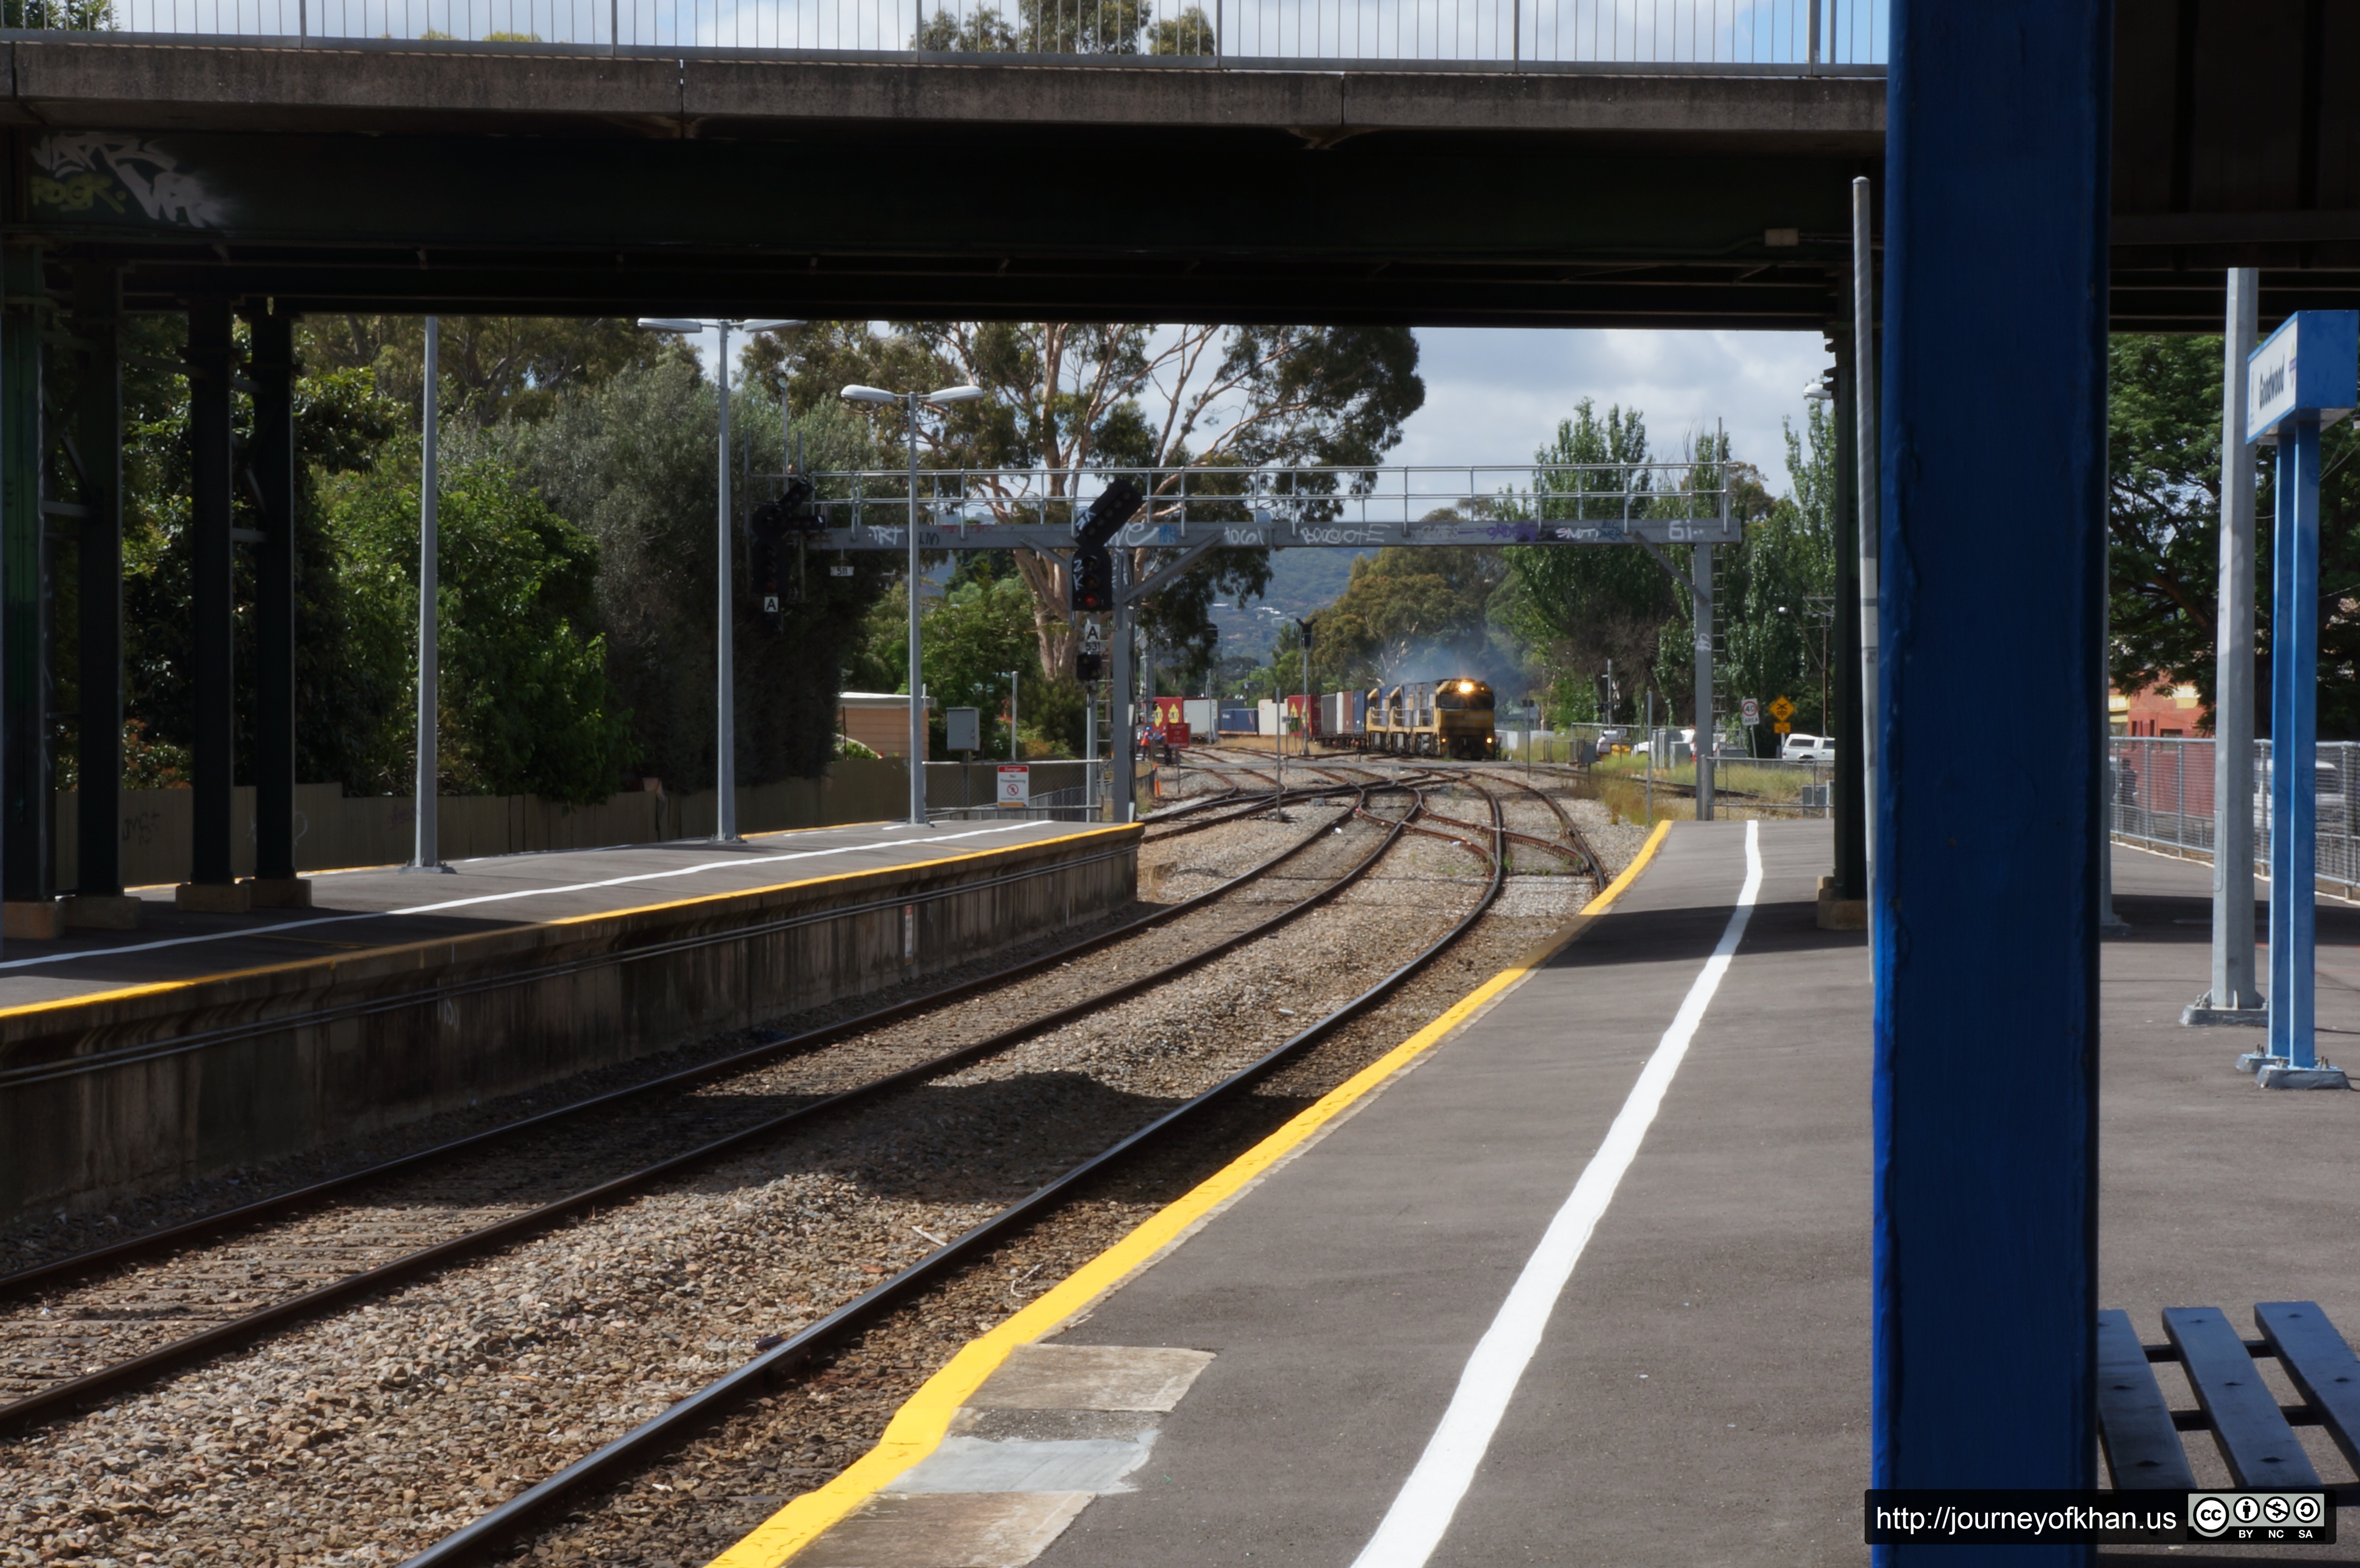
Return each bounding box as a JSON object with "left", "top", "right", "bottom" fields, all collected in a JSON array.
[
  {"left": 28, "top": 0, "right": 1886, "bottom": 68},
  {"left": 772, "top": 457, "right": 1737, "bottom": 538}
]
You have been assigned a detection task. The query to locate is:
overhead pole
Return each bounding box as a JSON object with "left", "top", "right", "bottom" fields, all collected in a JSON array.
[
  {"left": 905, "top": 388, "right": 924, "bottom": 826},
  {"left": 408, "top": 317, "right": 451, "bottom": 874},
  {"left": 1851, "top": 174, "right": 1880, "bottom": 898},
  {"left": 715, "top": 319, "right": 739, "bottom": 843},
  {"left": 2186, "top": 268, "right": 2264, "bottom": 1024}
]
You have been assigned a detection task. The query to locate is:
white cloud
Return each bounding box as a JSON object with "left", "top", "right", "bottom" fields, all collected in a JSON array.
[{"left": 1393, "top": 327, "right": 1831, "bottom": 498}]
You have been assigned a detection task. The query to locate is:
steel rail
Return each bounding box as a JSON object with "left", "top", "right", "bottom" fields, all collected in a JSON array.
[
  {"left": 0, "top": 787, "right": 1384, "bottom": 1302},
  {"left": 1451, "top": 765, "right": 1608, "bottom": 878},
  {"left": 0, "top": 785, "right": 1417, "bottom": 1435},
  {"left": 398, "top": 782, "right": 1505, "bottom": 1568}
]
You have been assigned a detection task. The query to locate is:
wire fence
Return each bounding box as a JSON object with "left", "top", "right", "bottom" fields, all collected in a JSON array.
[
  {"left": 2109, "top": 735, "right": 2360, "bottom": 900},
  {"left": 32, "top": 0, "right": 1886, "bottom": 66}
]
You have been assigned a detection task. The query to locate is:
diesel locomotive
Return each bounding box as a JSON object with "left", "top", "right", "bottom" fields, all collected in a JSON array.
[{"left": 1360, "top": 677, "right": 1498, "bottom": 760}]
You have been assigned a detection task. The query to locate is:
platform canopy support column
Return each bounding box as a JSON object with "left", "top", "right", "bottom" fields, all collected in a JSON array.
[
  {"left": 65, "top": 263, "right": 135, "bottom": 928},
  {"left": 1873, "top": 0, "right": 2109, "bottom": 1534},
  {"left": 247, "top": 307, "right": 307, "bottom": 908},
  {"left": 0, "top": 247, "right": 50, "bottom": 928},
  {"left": 179, "top": 297, "right": 246, "bottom": 913}
]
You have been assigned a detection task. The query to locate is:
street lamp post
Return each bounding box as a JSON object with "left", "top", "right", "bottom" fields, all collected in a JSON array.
[
  {"left": 1002, "top": 670, "right": 1021, "bottom": 760},
  {"left": 840, "top": 381, "right": 987, "bottom": 826},
  {"left": 637, "top": 318, "right": 802, "bottom": 842}
]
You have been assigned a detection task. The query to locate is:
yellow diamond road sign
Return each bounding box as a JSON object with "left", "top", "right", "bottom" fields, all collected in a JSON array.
[{"left": 1769, "top": 695, "right": 1796, "bottom": 722}]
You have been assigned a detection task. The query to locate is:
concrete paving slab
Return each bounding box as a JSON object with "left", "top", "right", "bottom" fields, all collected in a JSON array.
[
  {"left": 971, "top": 1345, "right": 1216, "bottom": 1412},
  {"left": 0, "top": 817, "right": 1096, "bottom": 1009},
  {"left": 794, "top": 1491, "right": 1094, "bottom": 1568}
]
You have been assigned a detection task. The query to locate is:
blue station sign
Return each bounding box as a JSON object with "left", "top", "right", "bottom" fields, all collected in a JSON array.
[{"left": 2248, "top": 310, "right": 2360, "bottom": 441}]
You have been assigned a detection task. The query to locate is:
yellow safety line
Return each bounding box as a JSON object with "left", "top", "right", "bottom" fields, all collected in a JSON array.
[
  {"left": 704, "top": 816, "right": 1675, "bottom": 1568},
  {"left": 0, "top": 824, "right": 1138, "bottom": 1023}
]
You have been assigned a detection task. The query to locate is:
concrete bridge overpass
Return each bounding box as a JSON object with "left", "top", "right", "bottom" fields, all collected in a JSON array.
[{"left": 0, "top": 0, "right": 2348, "bottom": 331}]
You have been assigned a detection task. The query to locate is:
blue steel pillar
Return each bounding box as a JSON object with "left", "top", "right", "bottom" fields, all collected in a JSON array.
[
  {"left": 1875, "top": 0, "right": 2110, "bottom": 1554},
  {"left": 2267, "top": 420, "right": 2319, "bottom": 1067}
]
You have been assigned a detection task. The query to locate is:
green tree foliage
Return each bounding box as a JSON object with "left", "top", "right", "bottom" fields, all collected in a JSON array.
[
  {"left": 1719, "top": 410, "right": 1838, "bottom": 746},
  {"left": 498, "top": 360, "right": 895, "bottom": 787},
  {"left": 748, "top": 321, "right": 1423, "bottom": 687},
  {"left": 2104, "top": 331, "right": 2360, "bottom": 739},
  {"left": 1310, "top": 545, "right": 1516, "bottom": 693},
  {"left": 117, "top": 317, "right": 413, "bottom": 794},
  {"left": 912, "top": 0, "right": 1213, "bottom": 53},
  {"left": 300, "top": 316, "right": 691, "bottom": 427},
  {"left": 1503, "top": 401, "right": 1679, "bottom": 722},
  {"left": 317, "top": 450, "right": 634, "bottom": 802}
]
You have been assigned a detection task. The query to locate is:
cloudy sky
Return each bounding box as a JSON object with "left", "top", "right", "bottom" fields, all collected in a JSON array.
[{"left": 1392, "top": 326, "right": 1831, "bottom": 498}]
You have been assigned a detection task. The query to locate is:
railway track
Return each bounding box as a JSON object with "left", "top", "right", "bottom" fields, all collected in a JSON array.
[
  {"left": 396, "top": 778, "right": 1505, "bottom": 1568},
  {"left": 0, "top": 775, "right": 1560, "bottom": 1568},
  {"left": 0, "top": 786, "right": 1390, "bottom": 1429}
]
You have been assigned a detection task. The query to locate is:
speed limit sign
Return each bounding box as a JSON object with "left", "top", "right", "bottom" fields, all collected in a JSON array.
[{"left": 1741, "top": 698, "right": 1760, "bottom": 726}]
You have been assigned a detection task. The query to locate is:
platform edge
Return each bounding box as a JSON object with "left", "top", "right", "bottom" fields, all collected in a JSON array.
[{"left": 700, "top": 818, "right": 1676, "bottom": 1568}]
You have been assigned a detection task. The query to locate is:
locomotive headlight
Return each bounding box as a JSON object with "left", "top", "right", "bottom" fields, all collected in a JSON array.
[{"left": 1459, "top": 680, "right": 1475, "bottom": 693}]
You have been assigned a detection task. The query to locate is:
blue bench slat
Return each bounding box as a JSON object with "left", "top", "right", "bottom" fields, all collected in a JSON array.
[
  {"left": 2165, "top": 1305, "right": 2323, "bottom": 1489},
  {"left": 2098, "top": 1310, "right": 2199, "bottom": 1490},
  {"left": 2255, "top": 1301, "right": 2360, "bottom": 1472}
]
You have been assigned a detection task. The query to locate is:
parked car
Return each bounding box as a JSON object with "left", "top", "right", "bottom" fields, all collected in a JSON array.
[{"left": 1782, "top": 733, "right": 1837, "bottom": 763}]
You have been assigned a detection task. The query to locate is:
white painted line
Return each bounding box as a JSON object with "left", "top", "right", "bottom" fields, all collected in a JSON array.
[
  {"left": 0, "top": 822, "right": 1037, "bottom": 972},
  {"left": 1349, "top": 819, "right": 1764, "bottom": 1568}
]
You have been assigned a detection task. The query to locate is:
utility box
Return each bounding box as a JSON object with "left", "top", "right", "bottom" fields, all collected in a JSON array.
[{"left": 945, "top": 707, "right": 981, "bottom": 752}]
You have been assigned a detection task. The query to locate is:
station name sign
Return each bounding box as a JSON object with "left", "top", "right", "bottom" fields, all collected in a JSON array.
[{"left": 2247, "top": 310, "right": 2360, "bottom": 442}]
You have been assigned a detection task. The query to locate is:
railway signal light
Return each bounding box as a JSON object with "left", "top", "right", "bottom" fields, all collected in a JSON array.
[
  {"left": 1074, "top": 478, "right": 1143, "bottom": 550},
  {"left": 1076, "top": 649, "right": 1104, "bottom": 682},
  {"left": 1071, "top": 547, "right": 1113, "bottom": 613}
]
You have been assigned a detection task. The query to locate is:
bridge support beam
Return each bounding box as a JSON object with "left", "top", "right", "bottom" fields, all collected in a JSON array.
[
  {"left": 1873, "top": 0, "right": 2108, "bottom": 1544},
  {"left": 64, "top": 263, "right": 135, "bottom": 927},
  {"left": 0, "top": 247, "right": 51, "bottom": 930},
  {"left": 246, "top": 308, "right": 307, "bottom": 907},
  {"left": 178, "top": 297, "right": 246, "bottom": 913}
]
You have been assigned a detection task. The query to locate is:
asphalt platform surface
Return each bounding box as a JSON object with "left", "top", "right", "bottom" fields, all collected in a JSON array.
[{"left": 983, "top": 830, "right": 2360, "bottom": 1568}]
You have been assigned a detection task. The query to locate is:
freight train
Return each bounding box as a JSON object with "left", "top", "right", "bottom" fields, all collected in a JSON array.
[{"left": 1352, "top": 677, "right": 1498, "bottom": 760}]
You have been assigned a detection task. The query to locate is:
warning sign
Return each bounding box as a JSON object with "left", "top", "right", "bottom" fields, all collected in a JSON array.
[
  {"left": 996, "top": 765, "right": 1031, "bottom": 808},
  {"left": 1769, "top": 695, "right": 1796, "bottom": 723}
]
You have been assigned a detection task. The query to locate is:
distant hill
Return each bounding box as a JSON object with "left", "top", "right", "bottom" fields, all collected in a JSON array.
[{"left": 1211, "top": 547, "right": 1373, "bottom": 656}]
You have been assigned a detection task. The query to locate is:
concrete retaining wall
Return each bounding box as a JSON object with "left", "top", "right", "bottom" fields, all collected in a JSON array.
[
  {"left": 49, "top": 761, "right": 910, "bottom": 889},
  {"left": 0, "top": 823, "right": 1139, "bottom": 1226}
]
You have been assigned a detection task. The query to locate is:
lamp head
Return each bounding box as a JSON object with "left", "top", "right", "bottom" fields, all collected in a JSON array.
[
  {"left": 740, "top": 319, "right": 805, "bottom": 332},
  {"left": 636, "top": 318, "right": 706, "bottom": 333},
  {"left": 840, "top": 385, "right": 901, "bottom": 405},
  {"left": 926, "top": 385, "right": 987, "bottom": 404}
]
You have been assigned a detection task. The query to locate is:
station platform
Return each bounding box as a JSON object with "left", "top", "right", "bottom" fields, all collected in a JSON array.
[
  {"left": 0, "top": 817, "right": 1103, "bottom": 1008},
  {"left": 0, "top": 816, "right": 1138, "bottom": 1227},
  {"left": 741, "top": 824, "right": 2360, "bottom": 1568}
]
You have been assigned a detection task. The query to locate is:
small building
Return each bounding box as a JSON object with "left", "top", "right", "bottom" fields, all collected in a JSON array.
[
  {"left": 2111, "top": 682, "right": 2206, "bottom": 738},
  {"left": 836, "top": 692, "right": 935, "bottom": 758}
]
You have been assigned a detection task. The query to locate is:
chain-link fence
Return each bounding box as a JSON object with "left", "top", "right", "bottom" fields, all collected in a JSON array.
[
  {"left": 924, "top": 760, "right": 1106, "bottom": 821},
  {"left": 2108, "top": 735, "right": 2360, "bottom": 899}
]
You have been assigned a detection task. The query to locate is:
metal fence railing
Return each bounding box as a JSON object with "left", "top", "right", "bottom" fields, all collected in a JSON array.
[
  {"left": 923, "top": 759, "right": 1107, "bottom": 820},
  {"left": 2109, "top": 735, "right": 2360, "bottom": 900},
  {"left": 22, "top": 0, "right": 1887, "bottom": 68}
]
